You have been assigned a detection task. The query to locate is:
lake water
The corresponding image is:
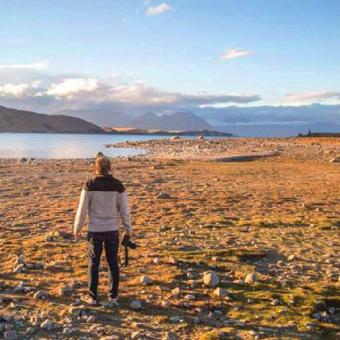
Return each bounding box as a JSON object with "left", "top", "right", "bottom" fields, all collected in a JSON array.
[{"left": 0, "top": 133, "right": 167, "bottom": 159}]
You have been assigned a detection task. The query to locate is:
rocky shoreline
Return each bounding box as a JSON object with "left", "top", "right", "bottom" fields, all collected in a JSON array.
[
  {"left": 106, "top": 136, "right": 340, "bottom": 163},
  {"left": 0, "top": 137, "right": 339, "bottom": 339}
]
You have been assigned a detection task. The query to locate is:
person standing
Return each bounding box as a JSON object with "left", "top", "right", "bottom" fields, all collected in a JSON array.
[{"left": 74, "top": 156, "right": 132, "bottom": 305}]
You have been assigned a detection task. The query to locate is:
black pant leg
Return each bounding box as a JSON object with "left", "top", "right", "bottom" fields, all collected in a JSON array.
[
  {"left": 88, "top": 235, "right": 103, "bottom": 299},
  {"left": 104, "top": 231, "right": 120, "bottom": 298}
]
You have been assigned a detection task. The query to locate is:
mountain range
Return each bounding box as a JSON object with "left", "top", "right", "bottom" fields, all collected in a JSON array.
[
  {"left": 126, "top": 112, "right": 212, "bottom": 130},
  {"left": 0, "top": 105, "right": 216, "bottom": 134},
  {"left": 2, "top": 103, "right": 339, "bottom": 136},
  {"left": 57, "top": 110, "right": 212, "bottom": 131},
  {"left": 0, "top": 106, "right": 103, "bottom": 133}
]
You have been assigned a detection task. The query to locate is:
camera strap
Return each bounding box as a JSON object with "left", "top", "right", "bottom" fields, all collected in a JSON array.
[
  {"left": 119, "top": 233, "right": 129, "bottom": 267},
  {"left": 123, "top": 243, "right": 129, "bottom": 267}
]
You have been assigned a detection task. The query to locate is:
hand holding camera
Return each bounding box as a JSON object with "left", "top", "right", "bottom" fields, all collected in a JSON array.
[{"left": 121, "top": 232, "right": 137, "bottom": 249}]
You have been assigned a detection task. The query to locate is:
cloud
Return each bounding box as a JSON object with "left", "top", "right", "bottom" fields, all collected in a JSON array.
[
  {"left": 221, "top": 48, "right": 252, "bottom": 61},
  {"left": 0, "top": 66, "right": 339, "bottom": 131},
  {"left": 0, "top": 83, "right": 30, "bottom": 97},
  {"left": 146, "top": 3, "right": 172, "bottom": 16},
  {"left": 43, "top": 78, "right": 99, "bottom": 98},
  {"left": 0, "top": 62, "right": 47, "bottom": 70},
  {"left": 285, "top": 91, "right": 340, "bottom": 103},
  {"left": 0, "top": 67, "right": 260, "bottom": 113},
  {"left": 108, "top": 84, "right": 259, "bottom": 107}
]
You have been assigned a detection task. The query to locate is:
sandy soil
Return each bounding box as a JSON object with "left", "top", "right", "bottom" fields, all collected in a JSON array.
[{"left": 0, "top": 137, "right": 339, "bottom": 339}]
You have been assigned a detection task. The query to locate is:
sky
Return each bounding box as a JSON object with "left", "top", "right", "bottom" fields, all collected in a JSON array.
[{"left": 0, "top": 0, "right": 340, "bottom": 128}]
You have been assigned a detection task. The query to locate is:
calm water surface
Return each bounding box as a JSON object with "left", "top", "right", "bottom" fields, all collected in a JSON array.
[{"left": 0, "top": 133, "right": 167, "bottom": 159}]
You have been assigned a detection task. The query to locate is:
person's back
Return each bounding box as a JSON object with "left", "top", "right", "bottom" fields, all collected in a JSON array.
[
  {"left": 74, "top": 156, "right": 132, "bottom": 305},
  {"left": 75, "top": 175, "right": 131, "bottom": 233}
]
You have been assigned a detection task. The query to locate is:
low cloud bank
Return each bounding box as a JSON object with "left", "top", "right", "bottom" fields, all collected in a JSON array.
[{"left": 0, "top": 66, "right": 339, "bottom": 132}]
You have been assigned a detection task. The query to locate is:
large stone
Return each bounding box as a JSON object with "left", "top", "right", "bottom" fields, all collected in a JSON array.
[
  {"left": 130, "top": 300, "right": 142, "bottom": 310},
  {"left": 203, "top": 271, "right": 220, "bottom": 287}
]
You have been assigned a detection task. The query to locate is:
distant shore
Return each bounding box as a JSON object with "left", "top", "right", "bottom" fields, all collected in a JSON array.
[{"left": 0, "top": 128, "right": 233, "bottom": 137}]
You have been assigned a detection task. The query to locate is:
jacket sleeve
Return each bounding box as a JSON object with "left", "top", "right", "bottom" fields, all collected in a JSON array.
[
  {"left": 74, "top": 189, "right": 90, "bottom": 233},
  {"left": 118, "top": 191, "right": 132, "bottom": 233}
]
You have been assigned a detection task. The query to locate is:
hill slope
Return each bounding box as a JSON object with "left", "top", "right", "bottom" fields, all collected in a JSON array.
[
  {"left": 127, "top": 112, "right": 213, "bottom": 131},
  {"left": 0, "top": 105, "right": 104, "bottom": 133}
]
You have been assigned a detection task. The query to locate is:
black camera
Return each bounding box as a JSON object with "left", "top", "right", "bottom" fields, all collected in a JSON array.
[{"left": 121, "top": 233, "right": 137, "bottom": 249}]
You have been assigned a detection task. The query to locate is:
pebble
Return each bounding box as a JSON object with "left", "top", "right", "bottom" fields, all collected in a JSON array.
[
  {"left": 63, "top": 327, "right": 73, "bottom": 335},
  {"left": 245, "top": 272, "right": 257, "bottom": 284},
  {"left": 59, "top": 284, "right": 73, "bottom": 296},
  {"left": 171, "top": 287, "right": 181, "bottom": 296},
  {"left": 213, "top": 287, "right": 228, "bottom": 298},
  {"left": 203, "top": 271, "right": 220, "bottom": 287},
  {"left": 140, "top": 275, "right": 153, "bottom": 285},
  {"left": 86, "top": 315, "right": 96, "bottom": 323},
  {"left": 40, "top": 319, "right": 53, "bottom": 331},
  {"left": 161, "top": 300, "right": 170, "bottom": 307},
  {"left": 169, "top": 316, "right": 181, "bottom": 323},
  {"left": 33, "top": 290, "right": 48, "bottom": 300},
  {"left": 25, "top": 327, "right": 36, "bottom": 336},
  {"left": 162, "top": 332, "right": 178, "bottom": 340},
  {"left": 168, "top": 256, "right": 178, "bottom": 265},
  {"left": 287, "top": 254, "right": 296, "bottom": 261},
  {"left": 271, "top": 298, "right": 280, "bottom": 306},
  {"left": 13, "top": 264, "right": 25, "bottom": 274},
  {"left": 15, "top": 254, "right": 25, "bottom": 265},
  {"left": 185, "top": 294, "right": 195, "bottom": 300},
  {"left": 69, "top": 307, "right": 82, "bottom": 317},
  {"left": 131, "top": 331, "right": 143, "bottom": 339},
  {"left": 157, "top": 192, "right": 171, "bottom": 199}
]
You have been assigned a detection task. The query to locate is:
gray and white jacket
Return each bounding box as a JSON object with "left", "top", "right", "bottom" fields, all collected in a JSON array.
[{"left": 74, "top": 175, "right": 131, "bottom": 234}]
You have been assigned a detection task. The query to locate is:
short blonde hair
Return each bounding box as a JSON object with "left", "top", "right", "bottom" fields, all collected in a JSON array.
[{"left": 95, "top": 157, "right": 111, "bottom": 175}]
